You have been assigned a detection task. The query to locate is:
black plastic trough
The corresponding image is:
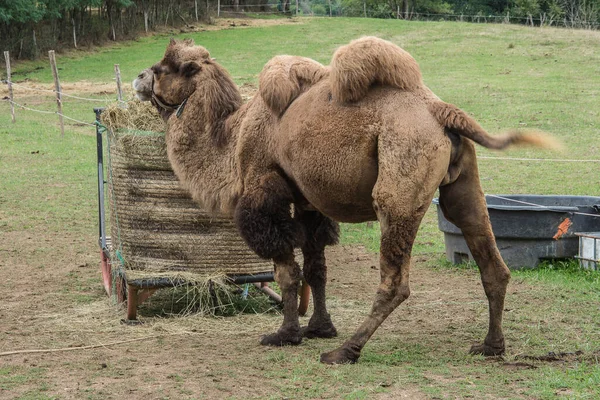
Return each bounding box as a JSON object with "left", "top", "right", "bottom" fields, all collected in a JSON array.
[{"left": 433, "top": 195, "right": 600, "bottom": 269}]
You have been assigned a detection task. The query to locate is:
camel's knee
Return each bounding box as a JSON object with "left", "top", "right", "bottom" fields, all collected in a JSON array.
[
  {"left": 274, "top": 259, "right": 302, "bottom": 290},
  {"left": 234, "top": 182, "right": 302, "bottom": 260},
  {"left": 373, "top": 282, "right": 410, "bottom": 315},
  {"left": 497, "top": 266, "right": 511, "bottom": 286},
  {"left": 482, "top": 265, "right": 511, "bottom": 295}
]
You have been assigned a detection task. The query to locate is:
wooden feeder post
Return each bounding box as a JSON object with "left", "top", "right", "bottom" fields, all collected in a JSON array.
[
  {"left": 48, "top": 50, "right": 65, "bottom": 137},
  {"left": 4, "top": 51, "right": 15, "bottom": 123}
]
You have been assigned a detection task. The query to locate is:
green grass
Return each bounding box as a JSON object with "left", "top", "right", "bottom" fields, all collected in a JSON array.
[
  {"left": 0, "top": 367, "right": 54, "bottom": 399},
  {"left": 1, "top": 17, "right": 600, "bottom": 400}
]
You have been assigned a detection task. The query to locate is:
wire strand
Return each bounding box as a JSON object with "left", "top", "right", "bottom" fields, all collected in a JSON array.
[
  {"left": 2, "top": 80, "right": 122, "bottom": 103},
  {"left": 487, "top": 194, "right": 600, "bottom": 219},
  {"left": 479, "top": 156, "right": 600, "bottom": 163},
  {"left": 5, "top": 98, "right": 96, "bottom": 127}
]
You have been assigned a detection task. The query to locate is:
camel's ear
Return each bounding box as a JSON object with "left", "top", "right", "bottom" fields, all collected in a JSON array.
[
  {"left": 181, "top": 61, "right": 201, "bottom": 77},
  {"left": 169, "top": 38, "right": 177, "bottom": 46}
]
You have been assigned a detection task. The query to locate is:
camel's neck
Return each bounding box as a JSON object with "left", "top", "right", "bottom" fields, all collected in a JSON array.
[{"left": 165, "top": 79, "right": 246, "bottom": 216}]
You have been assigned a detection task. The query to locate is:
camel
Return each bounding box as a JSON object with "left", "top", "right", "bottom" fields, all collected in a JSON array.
[{"left": 132, "top": 37, "right": 557, "bottom": 364}]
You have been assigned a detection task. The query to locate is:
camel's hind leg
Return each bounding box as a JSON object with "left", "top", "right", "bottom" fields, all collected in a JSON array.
[
  {"left": 295, "top": 208, "right": 340, "bottom": 338},
  {"left": 438, "top": 143, "right": 509, "bottom": 356},
  {"left": 320, "top": 198, "right": 429, "bottom": 364},
  {"left": 321, "top": 134, "right": 448, "bottom": 364}
]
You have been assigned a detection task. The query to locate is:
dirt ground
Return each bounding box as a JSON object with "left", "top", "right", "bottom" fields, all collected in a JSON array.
[{"left": 0, "top": 218, "right": 510, "bottom": 400}]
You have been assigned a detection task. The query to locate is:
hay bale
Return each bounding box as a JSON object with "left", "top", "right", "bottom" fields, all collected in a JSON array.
[
  {"left": 101, "top": 100, "right": 167, "bottom": 133},
  {"left": 104, "top": 102, "right": 273, "bottom": 281}
]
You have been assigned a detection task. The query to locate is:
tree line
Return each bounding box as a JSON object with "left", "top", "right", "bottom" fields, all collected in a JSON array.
[
  {"left": 1, "top": 0, "right": 598, "bottom": 60},
  {"left": 0, "top": 0, "right": 223, "bottom": 60}
]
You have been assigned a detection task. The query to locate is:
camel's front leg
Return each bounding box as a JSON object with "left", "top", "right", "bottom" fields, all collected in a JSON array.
[
  {"left": 260, "top": 253, "right": 303, "bottom": 346},
  {"left": 234, "top": 171, "right": 303, "bottom": 346}
]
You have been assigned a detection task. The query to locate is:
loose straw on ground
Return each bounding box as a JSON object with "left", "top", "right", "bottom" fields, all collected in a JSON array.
[{"left": 0, "top": 334, "right": 181, "bottom": 357}]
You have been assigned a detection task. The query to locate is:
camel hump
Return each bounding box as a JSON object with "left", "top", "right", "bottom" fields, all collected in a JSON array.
[
  {"left": 259, "top": 55, "right": 329, "bottom": 116},
  {"left": 330, "top": 36, "right": 423, "bottom": 103},
  {"left": 429, "top": 101, "right": 563, "bottom": 150}
]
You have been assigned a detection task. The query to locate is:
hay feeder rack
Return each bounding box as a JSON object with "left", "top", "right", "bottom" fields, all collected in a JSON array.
[{"left": 94, "top": 108, "right": 310, "bottom": 321}]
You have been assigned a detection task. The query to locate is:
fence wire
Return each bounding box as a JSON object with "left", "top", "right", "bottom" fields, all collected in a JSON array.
[
  {"left": 2, "top": 79, "right": 121, "bottom": 103},
  {"left": 5, "top": 98, "right": 96, "bottom": 127}
]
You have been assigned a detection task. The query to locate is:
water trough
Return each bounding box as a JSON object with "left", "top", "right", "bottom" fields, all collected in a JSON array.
[{"left": 433, "top": 195, "right": 600, "bottom": 269}]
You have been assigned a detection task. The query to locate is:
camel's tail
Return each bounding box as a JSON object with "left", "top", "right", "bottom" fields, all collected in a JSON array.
[
  {"left": 259, "top": 55, "right": 329, "bottom": 116},
  {"left": 330, "top": 36, "right": 423, "bottom": 103},
  {"left": 429, "top": 101, "right": 563, "bottom": 150}
]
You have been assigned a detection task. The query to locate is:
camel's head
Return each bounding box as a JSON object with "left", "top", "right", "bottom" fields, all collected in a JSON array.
[{"left": 144, "top": 38, "right": 212, "bottom": 119}]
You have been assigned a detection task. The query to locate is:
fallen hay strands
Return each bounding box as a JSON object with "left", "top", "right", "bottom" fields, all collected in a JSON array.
[{"left": 0, "top": 334, "right": 172, "bottom": 357}]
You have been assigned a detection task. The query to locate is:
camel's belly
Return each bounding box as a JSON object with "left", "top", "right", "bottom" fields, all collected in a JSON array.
[
  {"left": 293, "top": 164, "right": 378, "bottom": 223},
  {"left": 279, "top": 132, "right": 379, "bottom": 223}
]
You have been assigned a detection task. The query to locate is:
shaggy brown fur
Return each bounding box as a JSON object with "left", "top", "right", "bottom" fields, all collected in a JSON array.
[
  {"left": 259, "top": 56, "right": 329, "bottom": 116},
  {"left": 134, "top": 36, "right": 559, "bottom": 365},
  {"left": 330, "top": 36, "right": 424, "bottom": 103}
]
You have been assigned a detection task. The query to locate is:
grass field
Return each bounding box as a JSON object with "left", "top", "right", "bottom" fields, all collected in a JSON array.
[{"left": 1, "top": 17, "right": 599, "bottom": 399}]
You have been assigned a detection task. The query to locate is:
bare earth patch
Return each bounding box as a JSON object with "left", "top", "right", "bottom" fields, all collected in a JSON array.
[{"left": 0, "top": 223, "right": 551, "bottom": 399}]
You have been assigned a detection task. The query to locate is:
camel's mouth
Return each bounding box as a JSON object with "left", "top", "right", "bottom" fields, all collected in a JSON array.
[{"left": 132, "top": 69, "right": 153, "bottom": 102}]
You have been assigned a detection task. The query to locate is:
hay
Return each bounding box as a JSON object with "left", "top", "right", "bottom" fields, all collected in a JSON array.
[
  {"left": 104, "top": 101, "right": 274, "bottom": 286},
  {"left": 101, "top": 100, "right": 167, "bottom": 133}
]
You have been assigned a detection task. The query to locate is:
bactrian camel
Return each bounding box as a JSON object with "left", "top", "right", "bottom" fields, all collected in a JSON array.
[{"left": 133, "top": 37, "right": 557, "bottom": 364}]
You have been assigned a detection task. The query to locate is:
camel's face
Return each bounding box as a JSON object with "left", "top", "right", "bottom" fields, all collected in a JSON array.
[
  {"left": 137, "top": 40, "right": 212, "bottom": 120},
  {"left": 149, "top": 40, "right": 209, "bottom": 112},
  {"left": 149, "top": 59, "right": 199, "bottom": 109},
  {"left": 132, "top": 68, "right": 153, "bottom": 101}
]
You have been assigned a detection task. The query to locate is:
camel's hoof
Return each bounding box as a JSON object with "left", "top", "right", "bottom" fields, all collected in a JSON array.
[
  {"left": 259, "top": 331, "right": 302, "bottom": 347},
  {"left": 469, "top": 342, "right": 505, "bottom": 357},
  {"left": 301, "top": 323, "right": 338, "bottom": 339},
  {"left": 320, "top": 346, "right": 360, "bottom": 364}
]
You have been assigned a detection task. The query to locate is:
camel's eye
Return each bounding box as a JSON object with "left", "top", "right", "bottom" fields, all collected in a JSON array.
[{"left": 151, "top": 65, "right": 163, "bottom": 76}]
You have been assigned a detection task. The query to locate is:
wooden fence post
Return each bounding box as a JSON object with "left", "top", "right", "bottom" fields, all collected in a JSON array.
[
  {"left": 48, "top": 50, "right": 65, "bottom": 137},
  {"left": 114, "top": 64, "right": 123, "bottom": 103},
  {"left": 4, "top": 51, "right": 15, "bottom": 123},
  {"left": 217, "top": 0, "right": 220, "bottom": 17},
  {"left": 296, "top": 0, "right": 299, "bottom": 16}
]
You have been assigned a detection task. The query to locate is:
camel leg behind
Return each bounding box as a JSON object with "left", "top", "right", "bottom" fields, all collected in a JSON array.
[
  {"left": 321, "top": 130, "right": 450, "bottom": 364},
  {"left": 295, "top": 208, "right": 340, "bottom": 338},
  {"left": 438, "top": 140, "right": 509, "bottom": 356}
]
